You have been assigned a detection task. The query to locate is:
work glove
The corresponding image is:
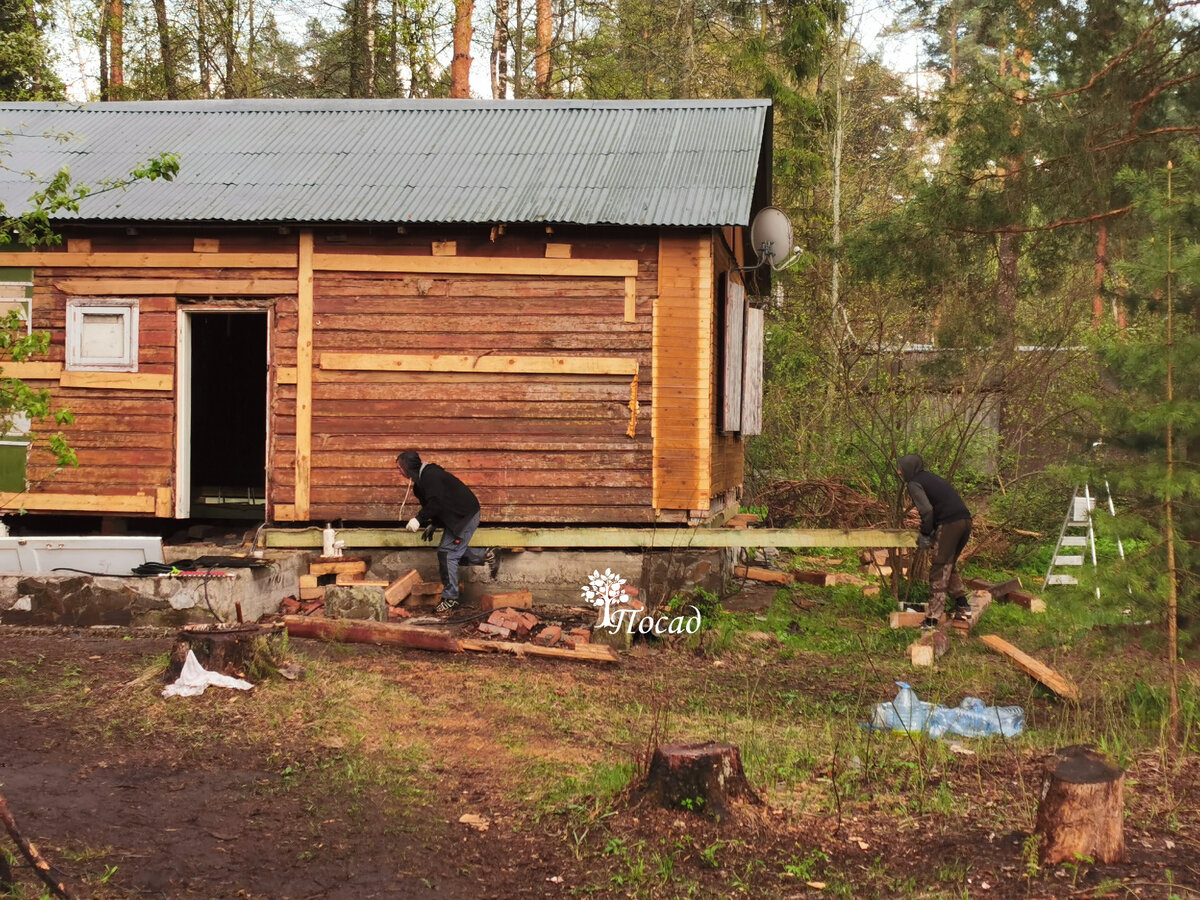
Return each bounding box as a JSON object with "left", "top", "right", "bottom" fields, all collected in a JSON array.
[
  {"left": 917, "top": 532, "right": 935, "bottom": 550},
  {"left": 421, "top": 523, "right": 437, "bottom": 542},
  {"left": 406, "top": 517, "right": 421, "bottom": 532}
]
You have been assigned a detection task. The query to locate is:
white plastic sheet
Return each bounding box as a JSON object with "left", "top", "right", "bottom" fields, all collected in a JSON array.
[{"left": 162, "top": 649, "right": 254, "bottom": 698}]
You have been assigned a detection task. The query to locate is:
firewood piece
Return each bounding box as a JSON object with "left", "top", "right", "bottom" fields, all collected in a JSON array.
[
  {"left": 168, "top": 622, "right": 285, "bottom": 679},
  {"left": 283, "top": 615, "right": 461, "bottom": 652},
  {"left": 950, "top": 589, "right": 992, "bottom": 635},
  {"left": 733, "top": 565, "right": 794, "bottom": 584},
  {"left": 980, "top": 634, "right": 1081, "bottom": 701},
  {"left": 459, "top": 638, "right": 618, "bottom": 663},
  {"left": 385, "top": 569, "right": 421, "bottom": 606},
  {"left": 481, "top": 591, "right": 533, "bottom": 610},
  {"left": 890, "top": 611, "right": 927, "bottom": 629},
  {"left": 0, "top": 790, "right": 75, "bottom": 899},
  {"left": 308, "top": 557, "right": 368, "bottom": 577},
  {"left": 1007, "top": 590, "right": 1047, "bottom": 613},
  {"left": 637, "top": 742, "right": 760, "bottom": 821},
  {"left": 1035, "top": 746, "right": 1126, "bottom": 864},
  {"left": 909, "top": 629, "right": 949, "bottom": 666}
]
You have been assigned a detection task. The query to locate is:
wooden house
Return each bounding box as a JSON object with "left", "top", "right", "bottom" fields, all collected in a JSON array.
[{"left": 0, "top": 99, "right": 772, "bottom": 526}]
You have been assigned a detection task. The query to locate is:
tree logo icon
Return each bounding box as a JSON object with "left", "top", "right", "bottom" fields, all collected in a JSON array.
[{"left": 581, "top": 568, "right": 629, "bottom": 629}]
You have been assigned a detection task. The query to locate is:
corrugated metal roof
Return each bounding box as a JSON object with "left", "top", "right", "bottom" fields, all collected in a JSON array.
[{"left": 0, "top": 99, "right": 771, "bottom": 227}]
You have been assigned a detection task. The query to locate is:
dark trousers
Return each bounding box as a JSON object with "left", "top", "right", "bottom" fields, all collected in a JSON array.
[
  {"left": 437, "top": 511, "right": 485, "bottom": 601},
  {"left": 928, "top": 518, "right": 972, "bottom": 618}
]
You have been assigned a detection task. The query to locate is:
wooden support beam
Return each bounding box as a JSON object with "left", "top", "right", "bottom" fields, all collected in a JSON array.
[
  {"left": 60, "top": 371, "right": 173, "bottom": 391},
  {"left": 481, "top": 591, "right": 533, "bottom": 611},
  {"left": 980, "top": 634, "right": 1081, "bottom": 701},
  {"left": 385, "top": 569, "right": 421, "bottom": 606},
  {"left": 265, "top": 526, "right": 917, "bottom": 550},
  {"left": 319, "top": 352, "right": 639, "bottom": 377},
  {"left": 308, "top": 557, "right": 367, "bottom": 577},
  {"left": 0, "top": 252, "right": 297, "bottom": 268},
  {"left": 0, "top": 492, "right": 156, "bottom": 513},
  {"left": 54, "top": 278, "right": 297, "bottom": 296},
  {"left": 311, "top": 253, "right": 637, "bottom": 278},
  {"left": 295, "top": 229, "right": 314, "bottom": 520}
]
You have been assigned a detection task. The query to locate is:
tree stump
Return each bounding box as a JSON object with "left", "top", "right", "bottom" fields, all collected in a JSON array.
[
  {"left": 638, "top": 742, "right": 760, "bottom": 821},
  {"left": 1035, "top": 745, "right": 1126, "bottom": 864},
  {"left": 168, "top": 622, "right": 285, "bottom": 681}
]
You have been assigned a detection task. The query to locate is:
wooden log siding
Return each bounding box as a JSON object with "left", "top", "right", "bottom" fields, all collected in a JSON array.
[
  {"left": 653, "top": 233, "right": 713, "bottom": 512},
  {"left": 274, "top": 245, "right": 666, "bottom": 524}
]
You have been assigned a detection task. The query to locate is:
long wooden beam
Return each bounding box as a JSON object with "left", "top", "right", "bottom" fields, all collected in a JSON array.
[
  {"left": 60, "top": 371, "right": 173, "bottom": 391},
  {"left": 320, "top": 352, "right": 639, "bottom": 377},
  {"left": 264, "top": 526, "right": 916, "bottom": 550},
  {"left": 0, "top": 492, "right": 157, "bottom": 513},
  {"left": 0, "top": 252, "right": 297, "bottom": 268},
  {"left": 312, "top": 253, "right": 637, "bottom": 278},
  {"left": 53, "top": 278, "right": 298, "bottom": 295}
]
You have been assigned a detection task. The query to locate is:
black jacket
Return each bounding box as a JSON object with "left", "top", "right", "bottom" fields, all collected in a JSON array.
[
  {"left": 412, "top": 463, "right": 481, "bottom": 536},
  {"left": 897, "top": 454, "right": 971, "bottom": 537}
]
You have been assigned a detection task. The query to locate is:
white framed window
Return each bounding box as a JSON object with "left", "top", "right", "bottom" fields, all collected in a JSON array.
[{"left": 66, "top": 298, "right": 139, "bottom": 372}]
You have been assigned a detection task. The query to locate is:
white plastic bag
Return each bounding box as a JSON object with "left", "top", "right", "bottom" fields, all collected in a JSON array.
[{"left": 162, "top": 649, "right": 254, "bottom": 698}]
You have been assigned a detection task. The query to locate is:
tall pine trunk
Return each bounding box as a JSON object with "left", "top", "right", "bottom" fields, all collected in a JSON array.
[
  {"left": 534, "top": 0, "right": 549, "bottom": 96},
  {"left": 153, "top": 0, "right": 179, "bottom": 98},
  {"left": 364, "top": 0, "right": 376, "bottom": 97},
  {"left": 108, "top": 0, "right": 123, "bottom": 95},
  {"left": 450, "top": 0, "right": 473, "bottom": 97},
  {"left": 1092, "top": 224, "right": 1108, "bottom": 329},
  {"left": 1164, "top": 160, "right": 1180, "bottom": 746},
  {"left": 491, "top": 0, "right": 509, "bottom": 98},
  {"left": 197, "top": 0, "right": 211, "bottom": 97}
]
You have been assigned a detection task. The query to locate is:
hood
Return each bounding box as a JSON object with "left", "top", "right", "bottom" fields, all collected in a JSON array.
[{"left": 896, "top": 454, "right": 925, "bottom": 481}]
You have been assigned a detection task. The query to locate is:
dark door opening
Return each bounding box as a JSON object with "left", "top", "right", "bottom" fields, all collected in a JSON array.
[{"left": 189, "top": 311, "right": 267, "bottom": 518}]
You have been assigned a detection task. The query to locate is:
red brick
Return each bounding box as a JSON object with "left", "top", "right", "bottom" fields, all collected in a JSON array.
[
  {"left": 478, "top": 622, "right": 511, "bottom": 638},
  {"left": 569, "top": 627, "right": 591, "bottom": 645},
  {"left": 534, "top": 625, "right": 562, "bottom": 647}
]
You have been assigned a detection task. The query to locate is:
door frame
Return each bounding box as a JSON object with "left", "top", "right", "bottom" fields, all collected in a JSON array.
[{"left": 174, "top": 307, "right": 272, "bottom": 519}]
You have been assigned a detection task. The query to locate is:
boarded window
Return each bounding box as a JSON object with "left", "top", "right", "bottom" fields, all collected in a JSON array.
[
  {"left": 740, "top": 306, "right": 764, "bottom": 436},
  {"left": 722, "top": 276, "right": 746, "bottom": 432},
  {"left": 66, "top": 299, "right": 139, "bottom": 372}
]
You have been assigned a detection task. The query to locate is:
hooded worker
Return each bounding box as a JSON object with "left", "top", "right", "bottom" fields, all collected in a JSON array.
[
  {"left": 896, "top": 453, "right": 972, "bottom": 628},
  {"left": 397, "top": 451, "right": 500, "bottom": 614}
]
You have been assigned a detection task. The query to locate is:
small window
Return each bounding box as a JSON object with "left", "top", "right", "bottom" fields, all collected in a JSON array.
[{"left": 66, "top": 298, "right": 139, "bottom": 372}]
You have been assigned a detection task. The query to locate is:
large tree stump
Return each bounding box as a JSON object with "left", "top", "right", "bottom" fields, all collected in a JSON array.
[
  {"left": 1035, "top": 745, "right": 1126, "bottom": 865},
  {"left": 638, "top": 742, "right": 760, "bottom": 821},
  {"left": 168, "top": 622, "right": 285, "bottom": 681}
]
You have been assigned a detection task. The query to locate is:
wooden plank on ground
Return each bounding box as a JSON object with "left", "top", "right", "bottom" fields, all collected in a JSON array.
[
  {"left": 459, "top": 638, "right": 618, "bottom": 664},
  {"left": 733, "top": 565, "right": 793, "bottom": 585},
  {"left": 481, "top": 591, "right": 534, "bottom": 611},
  {"left": 385, "top": 569, "right": 421, "bottom": 606},
  {"left": 909, "top": 629, "right": 949, "bottom": 667},
  {"left": 979, "top": 634, "right": 1080, "bottom": 701},
  {"left": 284, "top": 616, "right": 461, "bottom": 653}
]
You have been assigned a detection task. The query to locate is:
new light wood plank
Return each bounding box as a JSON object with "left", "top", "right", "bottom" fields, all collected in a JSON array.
[
  {"left": 155, "top": 487, "right": 172, "bottom": 517},
  {"left": 431, "top": 241, "right": 457, "bottom": 257},
  {"left": 385, "top": 569, "right": 421, "bottom": 605},
  {"left": 295, "top": 229, "right": 315, "bottom": 520},
  {"left": 319, "top": 352, "right": 639, "bottom": 377},
  {"left": 0, "top": 252, "right": 297, "bottom": 268},
  {"left": 459, "top": 637, "right": 618, "bottom": 664},
  {"left": 0, "top": 491, "right": 156, "bottom": 513},
  {"left": 53, "top": 278, "right": 296, "bottom": 295},
  {"left": 313, "top": 253, "right": 638, "bottom": 278},
  {"left": 545, "top": 243, "right": 572, "bottom": 259},
  {"left": 624, "top": 276, "right": 637, "bottom": 322},
  {"left": 1, "top": 362, "right": 62, "bottom": 380},
  {"left": 193, "top": 238, "right": 220, "bottom": 252},
  {"left": 59, "top": 371, "right": 173, "bottom": 391},
  {"left": 733, "top": 565, "right": 793, "bottom": 585},
  {"left": 980, "top": 634, "right": 1081, "bottom": 701}
]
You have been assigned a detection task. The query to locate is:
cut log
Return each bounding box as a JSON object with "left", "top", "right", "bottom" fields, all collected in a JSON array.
[
  {"left": 308, "top": 557, "right": 368, "bottom": 577},
  {"left": 637, "top": 742, "right": 760, "bottom": 821},
  {"left": 792, "top": 571, "right": 835, "bottom": 586},
  {"left": 481, "top": 590, "right": 534, "bottom": 610},
  {"left": 979, "top": 634, "right": 1080, "bottom": 701},
  {"left": 459, "top": 637, "right": 618, "bottom": 663},
  {"left": 385, "top": 569, "right": 421, "bottom": 606},
  {"left": 733, "top": 565, "right": 793, "bottom": 584},
  {"left": 1035, "top": 746, "right": 1126, "bottom": 864},
  {"left": 283, "top": 615, "right": 461, "bottom": 653},
  {"left": 0, "top": 791, "right": 74, "bottom": 899},
  {"left": 909, "top": 629, "right": 949, "bottom": 667},
  {"left": 168, "top": 622, "right": 286, "bottom": 680}
]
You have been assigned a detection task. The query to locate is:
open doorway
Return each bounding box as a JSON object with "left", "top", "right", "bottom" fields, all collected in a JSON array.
[{"left": 177, "top": 310, "right": 268, "bottom": 518}]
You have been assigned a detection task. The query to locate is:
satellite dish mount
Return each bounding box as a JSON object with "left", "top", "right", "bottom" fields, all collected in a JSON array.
[{"left": 737, "top": 206, "right": 803, "bottom": 274}]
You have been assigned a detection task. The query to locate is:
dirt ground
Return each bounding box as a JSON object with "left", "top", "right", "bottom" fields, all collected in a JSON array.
[{"left": 1, "top": 624, "right": 1198, "bottom": 899}]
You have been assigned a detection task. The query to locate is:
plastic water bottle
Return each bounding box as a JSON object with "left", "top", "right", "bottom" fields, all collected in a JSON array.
[
  {"left": 926, "top": 698, "right": 1025, "bottom": 738},
  {"left": 871, "top": 682, "right": 931, "bottom": 733}
]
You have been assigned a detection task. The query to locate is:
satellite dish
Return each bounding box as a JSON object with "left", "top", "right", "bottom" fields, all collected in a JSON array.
[{"left": 749, "top": 206, "right": 795, "bottom": 268}]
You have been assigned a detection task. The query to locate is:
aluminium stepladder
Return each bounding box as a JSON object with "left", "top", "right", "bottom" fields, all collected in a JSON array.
[{"left": 1044, "top": 482, "right": 1126, "bottom": 599}]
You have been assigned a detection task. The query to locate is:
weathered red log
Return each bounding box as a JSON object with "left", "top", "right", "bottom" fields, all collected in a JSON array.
[
  {"left": 1035, "top": 745, "right": 1126, "bottom": 865},
  {"left": 283, "top": 615, "right": 462, "bottom": 653}
]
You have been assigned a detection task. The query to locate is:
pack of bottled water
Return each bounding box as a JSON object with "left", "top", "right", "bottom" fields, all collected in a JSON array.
[{"left": 870, "top": 682, "right": 1024, "bottom": 738}]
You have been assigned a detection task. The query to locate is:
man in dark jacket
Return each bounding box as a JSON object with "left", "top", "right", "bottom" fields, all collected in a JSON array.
[
  {"left": 397, "top": 451, "right": 500, "bottom": 613},
  {"left": 897, "top": 454, "right": 972, "bottom": 627}
]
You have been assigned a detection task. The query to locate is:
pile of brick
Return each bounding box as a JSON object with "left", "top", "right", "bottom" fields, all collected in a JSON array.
[{"left": 280, "top": 556, "right": 443, "bottom": 622}]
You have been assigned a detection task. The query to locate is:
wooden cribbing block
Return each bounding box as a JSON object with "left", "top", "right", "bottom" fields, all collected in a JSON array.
[
  {"left": 908, "top": 629, "right": 949, "bottom": 667},
  {"left": 890, "top": 611, "right": 927, "bottom": 629},
  {"left": 309, "top": 557, "right": 368, "bottom": 577},
  {"left": 481, "top": 591, "right": 533, "bottom": 611},
  {"left": 734, "top": 565, "right": 794, "bottom": 584},
  {"left": 1007, "top": 590, "right": 1047, "bottom": 613},
  {"left": 950, "top": 589, "right": 992, "bottom": 635},
  {"left": 299, "top": 574, "right": 318, "bottom": 589},
  {"left": 336, "top": 573, "right": 388, "bottom": 586},
  {"left": 385, "top": 569, "right": 421, "bottom": 606},
  {"left": 299, "top": 586, "right": 325, "bottom": 601},
  {"left": 725, "top": 513, "right": 760, "bottom": 529},
  {"left": 980, "top": 634, "right": 1080, "bottom": 701}
]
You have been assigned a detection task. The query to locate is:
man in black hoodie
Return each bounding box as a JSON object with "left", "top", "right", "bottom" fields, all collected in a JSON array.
[
  {"left": 397, "top": 451, "right": 500, "bottom": 614},
  {"left": 896, "top": 454, "right": 972, "bottom": 628}
]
